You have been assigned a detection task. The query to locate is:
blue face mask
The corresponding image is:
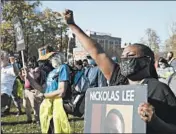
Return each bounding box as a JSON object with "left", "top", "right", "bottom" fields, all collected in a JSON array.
[{"left": 88, "top": 59, "right": 96, "bottom": 65}]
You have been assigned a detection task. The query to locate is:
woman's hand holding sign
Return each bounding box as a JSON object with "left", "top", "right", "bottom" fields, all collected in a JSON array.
[{"left": 138, "top": 103, "right": 155, "bottom": 122}]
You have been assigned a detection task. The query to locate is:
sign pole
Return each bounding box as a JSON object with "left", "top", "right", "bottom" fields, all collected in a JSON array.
[{"left": 21, "top": 50, "right": 25, "bottom": 68}]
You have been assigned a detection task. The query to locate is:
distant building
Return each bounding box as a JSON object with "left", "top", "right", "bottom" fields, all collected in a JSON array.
[{"left": 73, "top": 30, "right": 122, "bottom": 60}]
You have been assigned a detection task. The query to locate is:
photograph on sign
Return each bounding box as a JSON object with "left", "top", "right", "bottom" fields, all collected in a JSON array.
[{"left": 84, "top": 85, "right": 147, "bottom": 133}]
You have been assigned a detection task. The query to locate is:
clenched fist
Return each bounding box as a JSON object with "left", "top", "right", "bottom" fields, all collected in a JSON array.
[
  {"left": 61, "top": 9, "right": 75, "bottom": 25},
  {"left": 138, "top": 102, "right": 155, "bottom": 122}
]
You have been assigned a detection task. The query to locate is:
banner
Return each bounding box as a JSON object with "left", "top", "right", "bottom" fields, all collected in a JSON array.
[
  {"left": 84, "top": 85, "right": 147, "bottom": 133},
  {"left": 13, "top": 17, "right": 25, "bottom": 52}
]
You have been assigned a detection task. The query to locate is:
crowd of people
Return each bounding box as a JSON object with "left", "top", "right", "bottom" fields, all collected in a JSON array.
[{"left": 1, "top": 9, "right": 176, "bottom": 134}]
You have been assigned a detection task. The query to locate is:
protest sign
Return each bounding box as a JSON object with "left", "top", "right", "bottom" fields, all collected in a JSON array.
[
  {"left": 13, "top": 17, "right": 25, "bottom": 52},
  {"left": 13, "top": 17, "right": 25, "bottom": 67},
  {"left": 84, "top": 85, "right": 147, "bottom": 133}
]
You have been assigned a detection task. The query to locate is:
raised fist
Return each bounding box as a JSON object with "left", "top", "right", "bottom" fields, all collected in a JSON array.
[{"left": 61, "top": 9, "right": 75, "bottom": 25}]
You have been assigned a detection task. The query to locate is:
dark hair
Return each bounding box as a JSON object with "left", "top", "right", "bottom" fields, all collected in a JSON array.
[
  {"left": 27, "top": 56, "right": 38, "bottom": 68},
  {"left": 83, "top": 59, "right": 88, "bottom": 63},
  {"left": 132, "top": 43, "right": 158, "bottom": 79},
  {"left": 168, "top": 52, "right": 174, "bottom": 57},
  {"left": 158, "top": 57, "right": 168, "bottom": 64},
  {"left": 75, "top": 60, "right": 83, "bottom": 66},
  {"left": 46, "top": 45, "right": 54, "bottom": 52},
  {"left": 158, "top": 57, "right": 169, "bottom": 67}
]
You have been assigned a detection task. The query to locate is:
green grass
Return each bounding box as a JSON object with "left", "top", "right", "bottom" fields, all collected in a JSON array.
[{"left": 1, "top": 107, "right": 84, "bottom": 133}]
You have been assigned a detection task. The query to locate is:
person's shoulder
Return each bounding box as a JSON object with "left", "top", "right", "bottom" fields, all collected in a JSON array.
[
  {"left": 109, "top": 63, "right": 127, "bottom": 86},
  {"left": 59, "top": 64, "right": 70, "bottom": 74},
  {"left": 148, "top": 78, "right": 174, "bottom": 96},
  {"left": 60, "top": 64, "right": 69, "bottom": 70},
  {"left": 147, "top": 78, "right": 169, "bottom": 89}
]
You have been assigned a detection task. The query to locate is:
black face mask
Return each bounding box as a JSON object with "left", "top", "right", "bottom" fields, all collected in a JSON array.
[{"left": 120, "top": 56, "right": 150, "bottom": 77}]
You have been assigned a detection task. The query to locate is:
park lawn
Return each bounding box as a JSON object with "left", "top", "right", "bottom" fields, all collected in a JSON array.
[{"left": 1, "top": 107, "right": 84, "bottom": 133}]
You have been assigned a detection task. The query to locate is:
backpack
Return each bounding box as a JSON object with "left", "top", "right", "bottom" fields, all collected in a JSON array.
[
  {"left": 63, "top": 68, "right": 91, "bottom": 117},
  {"left": 72, "top": 68, "right": 90, "bottom": 94}
]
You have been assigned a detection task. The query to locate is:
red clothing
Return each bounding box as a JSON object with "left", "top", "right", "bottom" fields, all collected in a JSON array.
[{"left": 24, "top": 79, "right": 31, "bottom": 89}]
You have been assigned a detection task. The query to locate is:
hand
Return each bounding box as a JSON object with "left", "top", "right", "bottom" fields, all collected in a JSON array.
[
  {"left": 138, "top": 102, "right": 155, "bottom": 122},
  {"left": 22, "top": 68, "right": 28, "bottom": 78},
  {"left": 61, "top": 9, "right": 75, "bottom": 25},
  {"left": 36, "top": 93, "right": 44, "bottom": 98}
]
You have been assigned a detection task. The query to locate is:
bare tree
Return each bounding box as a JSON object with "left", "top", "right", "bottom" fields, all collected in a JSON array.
[
  {"left": 165, "top": 21, "right": 176, "bottom": 54},
  {"left": 140, "top": 28, "right": 160, "bottom": 53}
]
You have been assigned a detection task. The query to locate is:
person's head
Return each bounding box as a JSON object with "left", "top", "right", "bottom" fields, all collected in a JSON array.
[
  {"left": 31, "top": 67, "right": 41, "bottom": 80},
  {"left": 74, "top": 60, "right": 83, "bottom": 70},
  {"left": 167, "top": 52, "right": 174, "bottom": 61},
  {"left": 1, "top": 50, "right": 10, "bottom": 67},
  {"left": 48, "top": 52, "right": 65, "bottom": 69},
  {"left": 9, "top": 55, "right": 15, "bottom": 64},
  {"left": 158, "top": 57, "right": 169, "bottom": 69},
  {"left": 83, "top": 59, "right": 88, "bottom": 67},
  {"left": 87, "top": 55, "right": 96, "bottom": 66},
  {"left": 104, "top": 109, "right": 125, "bottom": 133},
  {"left": 27, "top": 56, "right": 38, "bottom": 69},
  {"left": 120, "top": 43, "right": 158, "bottom": 81}
]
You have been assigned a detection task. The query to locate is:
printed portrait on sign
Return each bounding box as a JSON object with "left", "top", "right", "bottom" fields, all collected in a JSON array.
[
  {"left": 104, "top": 105, "right": 133, "bottom": 133},
  {"left": 104, "top": 109, "right": 125, "bottom": 133}
]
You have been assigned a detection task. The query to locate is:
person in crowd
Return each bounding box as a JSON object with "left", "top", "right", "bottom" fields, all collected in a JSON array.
[
  {"left": 3, "top": 54, "right": 23, "bottom": 116},
  {"left": 14, "top": 58, "right": 22, "bottom": 70},
  {"left": 82, "top": 59, "right": 88, "bottom": 68},
  {"left": 24, "top": 52, "right": 71, "bottom": 133},
  {"left": 21, "top": 57, "right": 42, "bottom": 123},
  {"left": 157, "top": 57, "right": 175, "bottom": 83},
  {"left": 167, "top": 51, "right": 176, "bottom": 70},
  {"left": 74, "top": 60, "right": 83, "bottom": 71},
  {"left": 61, "top": 9, "right": 176, "bottom": 134},
  {"left": 86, "top": 55, "right": 107, "bottom": 88},
  {"left": 1, "top": 50, "right": 19, "bottom": 116},
  {"left": 64, "top": 56, "right": 107, "bottom": 117}
]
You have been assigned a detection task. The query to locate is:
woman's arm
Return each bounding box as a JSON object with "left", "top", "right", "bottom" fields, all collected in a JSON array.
[
  {"left": 138, "top": 102, "right": 176, "bottom": 133},
  {"left": 63, "top": 9, "right": 117, "bottom": 81},
  {"left": 44, "top": 81, "right": 68, "bottom": 98},
  {"left": 148, "top": 114, "right": 176, "bottom": 133},
  {"left": 26, "top": 72, "right": 43, "bottom": 92}
]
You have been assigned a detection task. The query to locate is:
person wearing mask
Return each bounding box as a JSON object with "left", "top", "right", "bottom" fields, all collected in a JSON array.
[
  {"left": 167, "top": 52, "right": 176, "bottom": 70},
  {"left": 61, "top": 9, "right": 176, "bottom": 134},
  {"left": 1, "top": 50, "right": 19, "bottom": 116},
  {"left": 21, "top": 57, "right": 42, "bottom": 123},
  {"left": 157, "top": 57, "right": 175, "bottom": 83},
  {"left": 23, "top": 52, "right": 71, "bottom": 133},
  {"left": 82, "top": 59, "right": 88, "bottom": 68}
]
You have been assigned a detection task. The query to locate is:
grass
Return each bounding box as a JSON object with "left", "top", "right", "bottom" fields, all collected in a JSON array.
[{"left": 1, "top": 107, "right": 84, "bottom": 133}]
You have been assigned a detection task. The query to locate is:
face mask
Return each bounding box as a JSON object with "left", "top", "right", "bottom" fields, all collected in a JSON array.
[{"left": 120, "top": 56, "right": 150, "bottom": 77}]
